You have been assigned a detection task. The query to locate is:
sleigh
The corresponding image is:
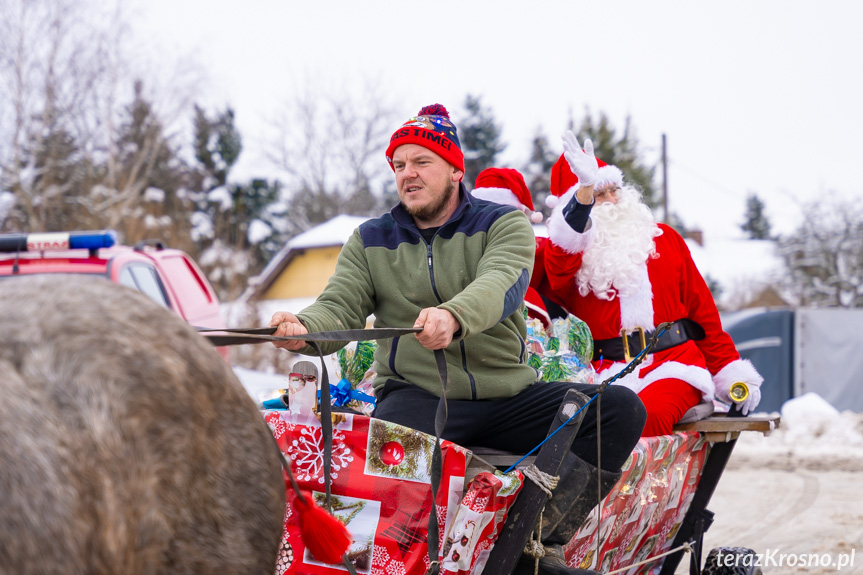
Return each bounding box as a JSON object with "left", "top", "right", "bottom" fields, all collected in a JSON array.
[
  {"left": 260, "top": 392, "right": 778, "bottom": 575},
  {"left": 204, "top": 325, "right": 777, "bottom": 575}
]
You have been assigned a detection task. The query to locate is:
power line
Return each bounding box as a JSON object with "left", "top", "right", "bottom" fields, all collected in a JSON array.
[{"left": 667, "top": 157, "right": 745, "bottom": 199}]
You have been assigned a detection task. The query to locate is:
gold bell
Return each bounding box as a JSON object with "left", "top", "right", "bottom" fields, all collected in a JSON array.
[{"left": 729, "top": 382, "right": 749, "bottom": 402}]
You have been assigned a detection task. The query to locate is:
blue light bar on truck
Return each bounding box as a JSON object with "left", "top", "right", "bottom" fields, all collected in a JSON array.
[{"left": 0, "top": 230, "right": 117, "bottom": 253}]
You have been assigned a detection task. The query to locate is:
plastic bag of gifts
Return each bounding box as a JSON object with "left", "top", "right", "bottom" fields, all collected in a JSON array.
[
  {"left": 525, "top": 311, "right": 595, "bottom": 384},
  {"left": 330, "top": 340, "right": 378, "bottom": 415}
]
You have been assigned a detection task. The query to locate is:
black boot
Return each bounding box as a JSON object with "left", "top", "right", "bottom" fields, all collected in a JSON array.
[
  {"left": 542, "top": 454, "right": 622, "bottom": 546},
  {"left": 514, "top": 453, "right": 622, "bottom": 575}
]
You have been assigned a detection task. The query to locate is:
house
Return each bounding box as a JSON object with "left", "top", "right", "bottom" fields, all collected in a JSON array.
[{"left": 239, "top": 215, "right": 371, "bottom": 325}]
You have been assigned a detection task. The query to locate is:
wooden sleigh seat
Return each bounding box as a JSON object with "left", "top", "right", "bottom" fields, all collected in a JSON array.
[{"left": 673, "top": 413, "right": 780, "bottom": 443}]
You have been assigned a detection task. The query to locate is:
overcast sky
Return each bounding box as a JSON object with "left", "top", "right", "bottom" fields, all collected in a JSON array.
[{"left": 132, "top": 0, "right": 863, "bottom": 241}]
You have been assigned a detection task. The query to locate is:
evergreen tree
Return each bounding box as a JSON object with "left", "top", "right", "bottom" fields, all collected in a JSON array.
[
  {"left": 190, "top": 105, "right": 282, "bottom": 298},
  {"left": 110, "top": 80, "right": 189, "bottom": 247},
  {"left": 193, "top": 104, "right": 242, "bottom": 190},
  {"left": 226, "top": 178, "right": 285, "bottom": 265},
  {"left": 522, "top": 126, "right": 558, "bottom": 212},
  {"left": 573, "top": 110, "right": 658, "bottom": 208},
  {"left": 740, "top": 192, "right": 772, "bottom": 239},
  {"left": 703, "top": 273, "right": 724, "bottom": 306},
  {"left": 459, "top": 95, "right": 506, "bottom": 187},
  {"left": 9, "top": 107, "right": 91, "bottom": 232}
]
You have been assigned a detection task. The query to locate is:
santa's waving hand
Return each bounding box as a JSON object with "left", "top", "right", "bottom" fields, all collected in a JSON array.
[{"left": 562, "top": 131, "right": 598, "bottom": 187}]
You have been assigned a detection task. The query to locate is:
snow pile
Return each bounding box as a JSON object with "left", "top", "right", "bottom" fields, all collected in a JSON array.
[{"left": 730, "top": 392, "right": 863, "bottom": 471}]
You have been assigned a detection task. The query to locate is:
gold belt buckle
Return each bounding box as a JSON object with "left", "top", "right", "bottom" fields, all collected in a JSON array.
[{"left": 621, "top": 327, "right": 647, "bottom": 363}]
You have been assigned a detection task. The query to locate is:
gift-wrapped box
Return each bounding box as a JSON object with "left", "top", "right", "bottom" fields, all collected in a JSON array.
[
  {"left": 332, "top": 341, "right": 378, "bottom": 416},
  {"left": 439, "top": 471, "right": 523, "bottom": 575},
  {"left": 265, "top": 407, "right": 523, "bottom": 575}
]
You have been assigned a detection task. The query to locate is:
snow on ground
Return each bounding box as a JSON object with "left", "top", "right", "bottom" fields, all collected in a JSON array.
[
  {"left": 731, "top": 393, "right": 863, "bottom": 472},
  {"left": 679, "top": 393, "right": 863, "bottom": 574},
  {"left": 695, "top": 467, "right": 863, "bottom": 574},
  {"left": 233, "top": 366, "right": 292, "bottom": 405}
]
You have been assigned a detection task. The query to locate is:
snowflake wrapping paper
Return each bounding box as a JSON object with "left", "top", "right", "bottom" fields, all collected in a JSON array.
[
  {"left": 264, "top": 410, "right": 522, "bottom": 575},
  {"left": 563, "top": 431, "right": 709, "bottom": 574}
]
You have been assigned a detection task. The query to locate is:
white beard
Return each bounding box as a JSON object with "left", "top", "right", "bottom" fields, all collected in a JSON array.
[{"left": 576, "top": 187, "right": 662, "bottom": 301}]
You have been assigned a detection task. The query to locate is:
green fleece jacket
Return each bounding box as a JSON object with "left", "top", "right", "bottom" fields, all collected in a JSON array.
[{"left": 296, "top": 186, "right": 537, "bottom": 400}]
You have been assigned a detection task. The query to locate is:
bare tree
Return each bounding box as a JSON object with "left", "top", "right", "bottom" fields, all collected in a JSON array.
[
  {"left": 777, "top": 198, "right": 863, "bottom": 308},
  {"left": 0, "top": 0, "right": 109, "bottom": 231},
  {"left": 270, "top": 79, "right": 399, "bottom": 236},
  {"left": 0, "top": 0, "right": 203, "bottom": 240}
]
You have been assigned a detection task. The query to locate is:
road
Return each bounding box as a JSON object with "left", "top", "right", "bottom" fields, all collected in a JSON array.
[{"left": 675, "top": 431, "right": 863, "bottom": 574}]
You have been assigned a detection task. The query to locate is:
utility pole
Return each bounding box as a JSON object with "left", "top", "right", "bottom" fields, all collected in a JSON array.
[{"left": 661, "top": 133, "right": 668, "bottom": 224}]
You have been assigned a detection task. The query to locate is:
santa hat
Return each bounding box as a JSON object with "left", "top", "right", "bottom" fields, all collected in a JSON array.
[
  {"left": 385, "top": 104, "right": 464, "bottom": 176},
  {"left": 546, "top": 153, "right": 624, "bottom": 208},
  {"left": 472, "top": 167, "right": 544, "bottom": 223}
]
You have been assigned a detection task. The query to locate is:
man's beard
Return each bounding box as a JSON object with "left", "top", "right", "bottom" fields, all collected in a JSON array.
[
  {"left": 576, "top": 187, "right": 661, "bottom": 301},
  {"left": 403, "top": 180, "right": 456, "bottom": 224}
]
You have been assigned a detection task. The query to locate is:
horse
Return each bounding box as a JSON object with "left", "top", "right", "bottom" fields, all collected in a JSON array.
[{"left": 0, "top": 274, "right": 285, "bottom": 574}]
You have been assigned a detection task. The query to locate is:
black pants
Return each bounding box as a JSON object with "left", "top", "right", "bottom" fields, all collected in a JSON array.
[{"left": 373, "top": 380, "right": 646, "bottom": 472}]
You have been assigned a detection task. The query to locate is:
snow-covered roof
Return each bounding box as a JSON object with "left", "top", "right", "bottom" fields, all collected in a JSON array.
[
  {"left": 246, "top": 215, "right": 371, "bottom": 301},
  {"left": 288, "top": 215, "right": 371, "bottom": 250}
]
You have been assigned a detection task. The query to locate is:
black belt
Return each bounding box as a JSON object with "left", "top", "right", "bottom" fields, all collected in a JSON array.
[{"left": 592, "top": 319, "right": 705, "bottom": 362}]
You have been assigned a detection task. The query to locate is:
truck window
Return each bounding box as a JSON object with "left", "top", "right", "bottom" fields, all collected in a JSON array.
[{"left": 119, "top": 264, "right": 170, "bottom": 309}]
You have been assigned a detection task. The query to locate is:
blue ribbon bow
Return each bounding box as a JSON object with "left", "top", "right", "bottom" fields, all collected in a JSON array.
[{"left": 318, "top": 378, "right": 377, "bottom": 407}]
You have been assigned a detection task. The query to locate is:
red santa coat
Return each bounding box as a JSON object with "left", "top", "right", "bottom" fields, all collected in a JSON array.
[{"left": 543, "top": 216, "right": 760, "bottom": 400}]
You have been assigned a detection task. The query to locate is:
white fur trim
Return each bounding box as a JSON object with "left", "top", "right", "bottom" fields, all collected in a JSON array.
[
  {"left": 546, "top": 186, "right": 592, "bottom": 254},
  {"left": 598, "top": 360, "right": 715, "bottom": 400},
  {"left": 596, "top": 165, "right": 624, "bottom": 189},
  {"left": 618, "top": 263, "right": 655, "bottom": 331},
  {"left": 713, "top": 359, "right": 763, "bottom": 396},
  {"left": 524, "top": 299, "right": 551, "bottom": 326},
  {"left": 545, "top": 195, "right": 560, "bottom": 208},
  {"left": 472, "top": 187, "right": 522, "bottom": 209},
  {"left": 530, "top": 211, "right": 544, "bottom": 223},
  {"left": 639, "top": 361, "right": 716, "bottom": 400}
]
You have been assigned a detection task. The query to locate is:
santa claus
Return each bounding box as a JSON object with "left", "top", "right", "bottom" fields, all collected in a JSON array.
[{"left": 541, "top": 131, "right": 763, "bottom": 436}]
